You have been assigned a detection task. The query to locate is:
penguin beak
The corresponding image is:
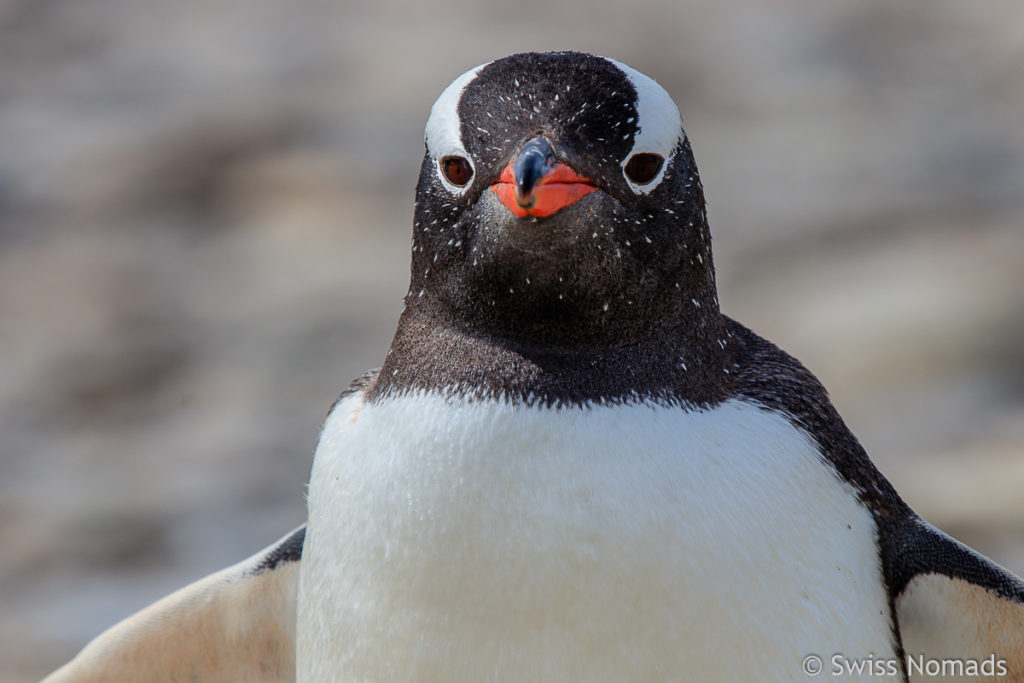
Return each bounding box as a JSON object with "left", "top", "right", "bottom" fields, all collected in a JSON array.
[{"left": 491, "top": 137, "right": 597, "bottom": 218}]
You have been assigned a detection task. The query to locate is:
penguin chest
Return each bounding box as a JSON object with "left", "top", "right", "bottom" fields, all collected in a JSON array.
[{"left": 298, "top": 394, "right": 897, "bottom": 681}]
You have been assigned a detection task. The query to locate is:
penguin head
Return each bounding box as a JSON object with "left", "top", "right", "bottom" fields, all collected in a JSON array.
[{"left": 410, "top": 52, "right": 717, "bottom": 349}]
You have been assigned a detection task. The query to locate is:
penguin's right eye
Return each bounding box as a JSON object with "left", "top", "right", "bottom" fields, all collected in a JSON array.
[{"left": 441, "top": 156, "right": 474, "bottom": 186}]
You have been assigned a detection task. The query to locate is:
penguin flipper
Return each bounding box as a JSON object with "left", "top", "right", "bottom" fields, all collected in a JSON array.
[
  {"left": 43, "top": 525, "right": 305, "bottom": 683},
  {"left": 893, "top": 518, "right": 1024, "bottom": 680}
]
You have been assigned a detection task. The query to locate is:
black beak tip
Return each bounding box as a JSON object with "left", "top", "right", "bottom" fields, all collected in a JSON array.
[{"left": 514, "top": 137, "right": 555, "bottom": 198}]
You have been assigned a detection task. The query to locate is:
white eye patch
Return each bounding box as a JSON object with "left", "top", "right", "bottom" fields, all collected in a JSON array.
[
  {"left": 425, "top": 56, "right": 683, "bottom": 197},
  {"left": 606, "top": 58, "right": 684, "bottom": 194},
  {"left": 424, "top": 61, "right": 491, "bottom": 195}
]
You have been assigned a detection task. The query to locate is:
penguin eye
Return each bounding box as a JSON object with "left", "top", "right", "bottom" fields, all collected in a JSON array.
[
  {"left": 441, "top": 156, "right": 474, "bottom": 187},
  {"left": 624, "top": 153, "right": 664, "bottom": 185}
]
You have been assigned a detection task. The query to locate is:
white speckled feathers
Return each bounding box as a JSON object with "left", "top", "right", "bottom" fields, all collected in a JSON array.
[{"left": 423, "top": 54, "right": 684, "bottom": 195}]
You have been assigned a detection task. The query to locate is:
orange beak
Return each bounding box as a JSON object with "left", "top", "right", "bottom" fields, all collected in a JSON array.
[{"left": 490, "top": 137, "right": 598, "bottom": 218}]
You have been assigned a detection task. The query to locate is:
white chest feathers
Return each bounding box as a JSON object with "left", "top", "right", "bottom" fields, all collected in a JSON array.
[{"left": 298, "top": 393, "right": 897, "bottom": 681}]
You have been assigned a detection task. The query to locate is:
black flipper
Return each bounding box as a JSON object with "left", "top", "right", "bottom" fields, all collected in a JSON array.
[{"left": 891, "top": 518, "right": 1024, "bottom": 681}]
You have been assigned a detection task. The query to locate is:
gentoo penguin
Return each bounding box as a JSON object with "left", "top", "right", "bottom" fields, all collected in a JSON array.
[{"left": 45, "top": 52, "right": 1024, "bottom": 682}]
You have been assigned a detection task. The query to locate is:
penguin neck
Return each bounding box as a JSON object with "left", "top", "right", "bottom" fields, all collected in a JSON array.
[{"left": 369, "top": 293, "right": 734, "bottom": 407}]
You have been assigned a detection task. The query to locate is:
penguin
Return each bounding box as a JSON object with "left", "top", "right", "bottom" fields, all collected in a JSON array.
[{"left": 44, "top": 52, "right": 1024, "bottom": 682}]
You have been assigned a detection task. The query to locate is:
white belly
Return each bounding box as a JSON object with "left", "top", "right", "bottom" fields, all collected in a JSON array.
[{"left": 298, "top": 392, "right": 897, "bottom": 681}]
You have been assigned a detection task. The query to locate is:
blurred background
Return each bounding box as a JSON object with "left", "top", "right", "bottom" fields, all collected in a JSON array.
[{"left": 1, "top": 0, "right": 1022, "bottom": 679}]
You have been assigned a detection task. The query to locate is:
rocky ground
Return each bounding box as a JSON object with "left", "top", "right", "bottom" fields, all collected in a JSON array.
[{"left": 1, "top": 0, "right": 1022, "bottom": 679}]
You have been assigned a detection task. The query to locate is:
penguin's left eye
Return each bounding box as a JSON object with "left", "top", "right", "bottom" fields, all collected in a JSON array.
[
  {"left": 624, "top": 153, "right": 664, "bottom": 185},
  {"left": 441, "top": 156, "right": 474, "bottom": 186}
]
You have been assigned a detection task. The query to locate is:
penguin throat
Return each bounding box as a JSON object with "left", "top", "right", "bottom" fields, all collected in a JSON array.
[
  {"left": 369, "top": 296, "right": 732, "bottom": 407},
  {"left": 409, "top": 238, "right": 721, "bottom": 351}
]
